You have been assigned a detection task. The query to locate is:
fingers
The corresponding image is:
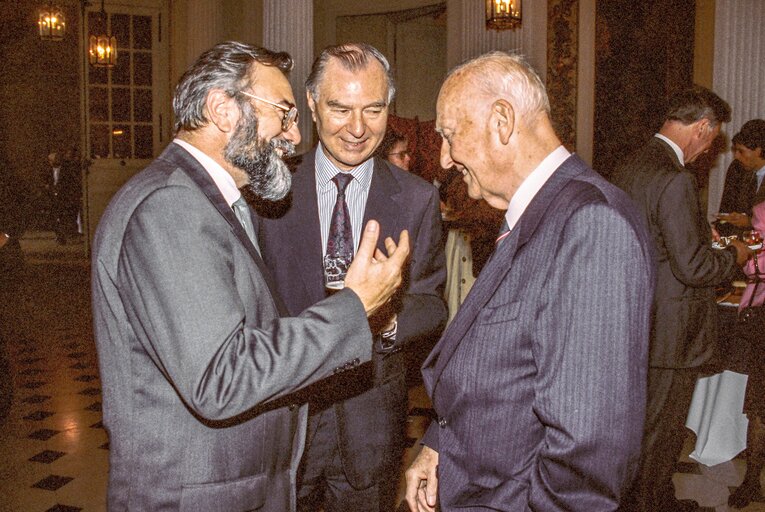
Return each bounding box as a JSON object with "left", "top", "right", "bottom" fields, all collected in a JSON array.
[
  {"left": 389, "top": 230, "right": 410, "bottom": 265},
  {"left": 425, "top": 466, "right": 438, "bottom": 509},
  {"left": 384, "top": 236, "right": 397, "bottom": 256},
  {"left": 374, "top": 248, "right": 387, "bottom": 262},
  {"left": 405, "top": 446, "right": 439, "bottom": 512},
  {"left": 356, "top": 220, "right": 381, "bottom": 262}
]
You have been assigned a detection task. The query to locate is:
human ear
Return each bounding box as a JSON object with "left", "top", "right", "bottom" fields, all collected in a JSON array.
[
  {"left": 306, "top": 90, "right": 318, "bottom": 122},
  {"left": 205, "top": 89, "right": 237, "bottom": 133},
  {"left": 491, "top": 99, "right": 515, "bottom": 145}
]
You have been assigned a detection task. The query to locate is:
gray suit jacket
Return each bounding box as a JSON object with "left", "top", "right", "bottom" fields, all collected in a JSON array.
[
  {"left": 612, "top": 137, "right": 738, "bottom": 368},
  {"left": 255, "top": 149, "right": 447, "bottom": 487},
  {"left": 92, "top": 142, "right": 374, "bottom": 512},
  {"left": 422, "top": 155, "right": 655, "bottom": 511}
]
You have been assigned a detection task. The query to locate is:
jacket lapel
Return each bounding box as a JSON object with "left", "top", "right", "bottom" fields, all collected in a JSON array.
[
  {"left": 362, "top": 158, "right": 402, "bottom": 247},
  {"left": 422, "top": 155, "right": 588, "bottom": 395},
  {"left": 288, "top": 151, "right": 326, "bottom": 303},
  {"left": 165, "top": 142, "right": 289, "bottom": 316}
]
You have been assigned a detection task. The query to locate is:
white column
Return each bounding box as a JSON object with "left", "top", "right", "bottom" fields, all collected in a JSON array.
[
  {"left": 185, "top": 0, "right": 225, "bottom": 68},
  {"left": 708, "top": 0, "right": 765, "bottom": 220},
  {"left": 263, "top": 0, "right": 313, "bottom": 153}
]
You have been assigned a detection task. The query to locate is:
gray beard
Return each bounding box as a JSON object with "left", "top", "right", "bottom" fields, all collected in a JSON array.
[{"left": 224, "top": 111, "right": 294, "bottom": 201}]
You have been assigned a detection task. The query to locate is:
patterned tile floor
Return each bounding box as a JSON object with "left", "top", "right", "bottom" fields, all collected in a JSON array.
[{"left": 1, "top": 232, "right": 764, "bottom": 511}]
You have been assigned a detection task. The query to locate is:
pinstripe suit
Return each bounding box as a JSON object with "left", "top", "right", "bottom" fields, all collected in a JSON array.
[{"left": 421, "top": 155, "right": 655, "bottom": 511}]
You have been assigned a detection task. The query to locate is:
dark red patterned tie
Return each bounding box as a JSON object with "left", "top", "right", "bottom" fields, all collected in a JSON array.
[{"left": 326, "top": 172, "right": 354, "bottom": 264}]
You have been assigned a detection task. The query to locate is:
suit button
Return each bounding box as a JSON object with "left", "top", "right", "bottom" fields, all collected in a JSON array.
[
  {"left": 352, "top": 358, "right": 360, "bottom": 365},
  {"left": 462, "top": 256, "right": 467, "bottom": 262},
  {"left": 288, "top": 403, "right": 298, "bottom": 411},
  {"left": 438, "top": 418, "right": 447, "bottom": 428}
]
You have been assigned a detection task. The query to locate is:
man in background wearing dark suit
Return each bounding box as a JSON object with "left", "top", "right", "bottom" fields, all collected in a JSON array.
[
  {"left": 405, "top": 51, "right": 655, "bottom": 512},
  {"left": 45, "top": 149, "right": 81, "bottom": 244},
  {"left": 256, "top": 43, "right": 446, "bottom": 512},
  {"left": 612, "top": 86, "right": 750, "bottom": 512},
  {"left": 716, "top": 119, "right": 765, "bottom": 236},
  {"left": 92, "top": 41, "right": 409, "bottom": 512}
]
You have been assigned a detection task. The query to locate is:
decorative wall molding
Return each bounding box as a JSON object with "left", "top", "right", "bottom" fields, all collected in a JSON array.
[{"left": 546, "top": 0, "right": 578, "bottom": 150}]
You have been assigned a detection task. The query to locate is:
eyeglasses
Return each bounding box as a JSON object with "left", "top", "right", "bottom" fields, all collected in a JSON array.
[
  {"left": 387, "top": 150, "right": 410, "bottom": 159},
  {"left": 239, "top": 91, "right": 299, "bottom": 132}
]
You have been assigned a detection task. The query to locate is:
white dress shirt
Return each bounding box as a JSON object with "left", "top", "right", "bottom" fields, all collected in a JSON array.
[
  {"left": 654, "top": 133, "right": 685, "bottom": 166},
  {"left": 173, "top": 138, "right": 242, "bottom": 207},
  {"left": 315, "top": 143, "right": 374, "bottom": 256}
]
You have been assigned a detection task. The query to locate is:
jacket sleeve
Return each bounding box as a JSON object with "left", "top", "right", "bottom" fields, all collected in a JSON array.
[
  {"left": 529, "top": 203, "right": 653, "bottom": 511},
  {"left": 656, "top": 171, "right": 737, "bottom": 287},
  {"left": 115, "top": 184, "right": 373, "bottom": 422}
]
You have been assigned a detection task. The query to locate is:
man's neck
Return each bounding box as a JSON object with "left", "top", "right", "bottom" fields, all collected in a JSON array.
[{"left": 177, "top": 130, "right": 247, "bottom": 188}]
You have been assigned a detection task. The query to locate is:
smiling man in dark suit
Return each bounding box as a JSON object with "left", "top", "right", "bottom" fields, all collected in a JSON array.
[
  {"left": 612, "top": 86, "right": 749, "bottom": 512},
  {"left": 404, "top": 51, "right": 655, "bottom": 512},
  {"left": 256, "top": 43, "right": 447, "bottom": 512},
  {"left": 92, "top": 41, "right": 409, "bottom": 512}
]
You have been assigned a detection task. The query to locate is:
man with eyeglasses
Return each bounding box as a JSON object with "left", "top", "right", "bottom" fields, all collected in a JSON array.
[
  {"left": 91, "top": 41, "right": 410, "bottom": 512},
  {"left": 255, "top": 43, "right": 447, "bottom": 512}
]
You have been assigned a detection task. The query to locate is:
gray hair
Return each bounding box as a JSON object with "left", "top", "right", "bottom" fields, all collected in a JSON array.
[
  {"left": 306, "top": 43, "right": 396, "bottom": 104},
  {"left": 445, "top": 51, "right": 550, "bottom": 122},
  {"left": 173, "top": 41, "right": 293, "bottom": 134},
  {"left": 664, "top": 86, "right": 731, "bottom": 127}
]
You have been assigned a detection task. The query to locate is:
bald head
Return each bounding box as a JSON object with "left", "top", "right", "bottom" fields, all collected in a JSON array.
[
  {"left": 435, "top": 51, "right": 561, "bottom": 210},
  {"left": 441, "top": 51, "right": 550, "bottom": 126}
]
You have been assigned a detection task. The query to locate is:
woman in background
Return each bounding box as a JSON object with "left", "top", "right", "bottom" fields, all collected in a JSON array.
[{"left": 729, "top": 199, "right": 765, "bottom": 509}]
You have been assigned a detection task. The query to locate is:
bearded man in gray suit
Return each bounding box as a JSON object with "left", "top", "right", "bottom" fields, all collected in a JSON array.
[
  {"left": 92, "top": 41, "right": 409, "bottom": 512},
  {"left": 405, "top": 51, "right": 656, "bottom": 512}
]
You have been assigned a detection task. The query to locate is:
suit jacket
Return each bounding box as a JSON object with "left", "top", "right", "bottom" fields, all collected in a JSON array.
[
  {"left": 716, "top": 159, "right": 765, "bottom": 237},
  {"left": 612, "top": 137, "right": 738, "bottom": 368},
  {"left": 46, "top": 160, "right": 81, "bottom": 212},
  {"left": 421, "top": 155, "right": 655, "bottom": 511},
  {"left": 92, "top": 142, "right": 375, "bottom": 512},
  {"left": 255, "top": 149, "right": 447, "bottom": 488}
]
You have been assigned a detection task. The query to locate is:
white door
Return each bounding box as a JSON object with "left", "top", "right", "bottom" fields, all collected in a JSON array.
[{"left": 83, "top": 0, "right": 170, "bottom": 243}]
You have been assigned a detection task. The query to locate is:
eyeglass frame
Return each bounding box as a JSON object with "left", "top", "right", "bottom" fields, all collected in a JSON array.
[
  {"left": 387, "top": 150, "right": 411, "bottom": 159},
  {"left": 238, "top": 91, "right": 299, "bottom": 132}
]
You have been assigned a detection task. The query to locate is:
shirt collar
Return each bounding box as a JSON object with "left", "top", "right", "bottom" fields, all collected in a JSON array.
[
  {"left": 315, "top": 142, "right": 374, "bottom": 191},
  {"left": 756, "top": 165, "right": 765, "bottom": 187},
  {"left": 173, "top": 138, "right": 242, "bottom": 206},
  {"left": 654, "top": 133, "right": 685, "bottom": 166},
  {"left": 505, "top": 145, "right": 571, "bottom": 231}
]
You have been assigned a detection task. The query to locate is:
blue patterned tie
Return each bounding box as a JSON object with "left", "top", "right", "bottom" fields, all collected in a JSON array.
[{"left": 325, "top": 173, "right": 354, "bottom": 280}]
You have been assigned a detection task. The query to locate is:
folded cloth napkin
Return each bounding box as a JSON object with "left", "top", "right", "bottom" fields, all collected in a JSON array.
[{"left": 685, "top": 370, "right": 749, "bottom": 466}]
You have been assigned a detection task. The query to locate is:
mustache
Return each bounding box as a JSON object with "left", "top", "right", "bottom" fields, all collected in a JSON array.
[{"left": 270, "top": 137, "right": 296, "bottom": 158}]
